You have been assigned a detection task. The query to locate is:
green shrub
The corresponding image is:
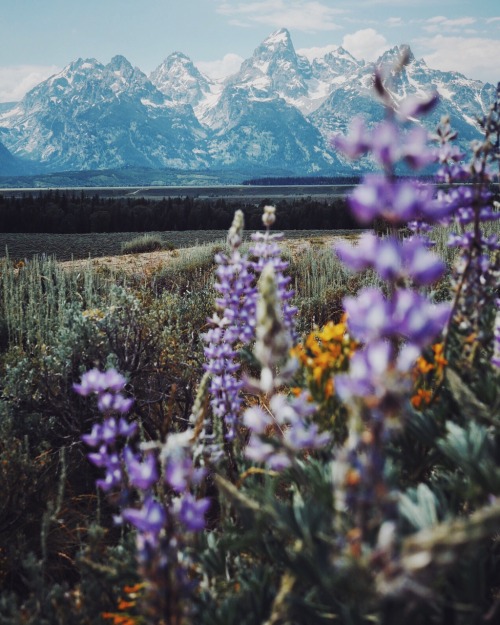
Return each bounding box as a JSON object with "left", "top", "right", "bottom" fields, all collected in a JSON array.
[{"left": 121, "top": 234, "right": 164, "bottom": 254}]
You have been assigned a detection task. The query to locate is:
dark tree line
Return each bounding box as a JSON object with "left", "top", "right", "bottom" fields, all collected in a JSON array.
[{"left": 0, "top": 191, "right": 361, "bottom": 234}]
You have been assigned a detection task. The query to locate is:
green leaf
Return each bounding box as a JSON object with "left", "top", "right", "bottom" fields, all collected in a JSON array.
[{"left": 399, "top": 483, "right": 440, "bottom": 531}]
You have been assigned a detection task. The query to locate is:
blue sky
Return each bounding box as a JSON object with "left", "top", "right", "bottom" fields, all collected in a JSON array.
[{"left": 1, "top": 0, "right": 499, "bottom": 102}]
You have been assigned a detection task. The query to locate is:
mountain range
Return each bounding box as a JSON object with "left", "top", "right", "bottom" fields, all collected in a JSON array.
[{"left": 0, "top": 28, "right": 496, "bottom": 179}]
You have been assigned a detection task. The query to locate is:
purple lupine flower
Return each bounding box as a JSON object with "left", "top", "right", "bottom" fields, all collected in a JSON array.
[
  {"left": 245, "top": 433, "right": 292, "bottom": 470},
  {"left": 403, "top": 237, "right": 446, "bottom": 285},
  {"left": 284, "top": 421, "right": 330, "bottom": 450},
  {"left": 250, "top": 229, "right": 297, "bottom": 339},
  {"left": 336, "top": 234, "right": 445, "bottom": 286},
  {"left": 242, "top": 391, "right": 329, "bottom": 470},
  {"left": 392, "top": 289, "right": 451, "bottom": 347},
  {"left": 100, "top": 417, "right": 122, "bottom": 444},
  {"left": 165, "top": 456, "right": 195, "bottom": 493},
  {"left": 243, "top": 405, "right": 273, "bottom": 434},
  {"left": 73, "top": 368, "right": 127, "bottom": 396},
  {"left": 162, "top": 429, "right": 206, "bottom": 493},
  {"left": 96, "top": 456, "right": 123, "bottom": 492},
  {"left": 349, "top": 176, "right": 435, "bottom": 224},
  {"left": 82, "top": 423, "right": 103, "bottom": 447},
  {"left": 203, "top": 211, "right": 257, "bottom": 440},
  {"left": 125, "top": 448, "right": 159, "bottom": 490},
  {"left": 335, "top": 341, "right": 393, "bottom": 402},
  {"left": 335, "top": 233, "right": 379, "bottom": 272},
  {"left": 344, "top": 288, "right": 392, "bottom": 343},
  {"left": 401, "top": 126, "right": 435, "bottom": 169},
  {"left": 178, "top": 494, "right": 210, "bottom": 532},
  {"left": 97, "top": 392, "right": 134, "bottom": 414},
  {"left": 332, "top": 117, "right": 371, "bottom": 159},
  {"left": 371, "top": 120, "right": 400, "bottom": 168},
  {"left": 87, "top": 445, "right": 117, "bottom": 469},
  {"left": 122, "top": 497, "right": 166, "bottom": 535}
]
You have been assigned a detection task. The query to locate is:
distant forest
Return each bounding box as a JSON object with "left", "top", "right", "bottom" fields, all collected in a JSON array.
[{"left": 0, "top": 191, "right": 360, "bottom": 234}]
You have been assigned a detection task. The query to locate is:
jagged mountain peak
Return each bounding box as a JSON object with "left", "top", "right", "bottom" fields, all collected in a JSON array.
[
  {"left": 262, "top": 28, "right": 293, "bottom": 48},
  {"left": 377, "top": 44, "right": 415, "bottom": 67},
  {"left": 67, "top": 57, "right": 101, "bottom": 71},
  {"left": 254, "top": 27, "right": 298, "bottom": 63},
  {"left": 166, "top": 51, "right": 192, "bottom": 63},
  {"left": 150, "top": 51, "right": 213, "bottom": 107},
  {"left": 107, "top": 54, "right": 134, "bottom": 73},
  {"left": 329, "top": 46, "right": 358, "bottom": 63},
  {"left": 226, "top": 28, "right": 308, "bottom": 100}
]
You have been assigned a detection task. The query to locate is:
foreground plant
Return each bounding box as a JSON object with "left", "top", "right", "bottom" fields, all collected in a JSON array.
[{"left": 78, "top": 368, "right": 210, "bottom": 624}]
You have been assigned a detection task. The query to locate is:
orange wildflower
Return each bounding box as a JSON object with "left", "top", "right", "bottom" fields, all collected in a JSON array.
[
  {"left": 411, "top": 388, "right": 432, "bottom": 409},
  {"left": 432, "top": 342, "right": 448, "bottom": 373},
  {"left": 102, "top": 613, "right": 136, "bottom": 625},
  {"left": 324, "top": 378, "right": 334, "bottom": 399},
  {"left": 123, "top": 583, "right": 145, "bottom": 594},
  {"left": 345, "top": 468, "right": 361, "bottom": 487},
  {"left": 415, "top": 356, "right": 434, "bottom": 375}
]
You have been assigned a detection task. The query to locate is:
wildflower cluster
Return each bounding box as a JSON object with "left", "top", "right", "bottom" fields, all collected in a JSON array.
[
  {"left": 431, "top": 110, "right": 500, "bottom": 369},
  {"left": 202, "top": 205, "right": 297, "bottom": 445},
  {"left": 329, "top": 55, "right": 456, "bottom": 539},
  {"left": 202, "top": 210, "right": 255, "bottom": 441},
  {"left": 242, "top": 264, "right": 330, "bottom": 470},
  {"left": 411, "top": 341, "right": 448, "bottom": 409},
  {"left": 291, "top": 317, "right": 354, "bottom": 401},
  {"left": 290, "top": 317, "right": 355, "bottom": 435},
  {"left": 78, "top": 368, "right": 210, "bottom": 622}
]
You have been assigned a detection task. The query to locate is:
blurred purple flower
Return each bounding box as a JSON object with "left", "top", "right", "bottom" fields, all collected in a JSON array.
[
  {"left": 165, "top": 456, "right": 194, "bottom": 493},
  {"left": 332, "top": 117, "right": 371, "bottom": 159},
  {"left": 349, "top": 176, "right": 435, "bottom": 224},
  {"left": 344, "top": 288, "right": 392, "bottom": 342},
  {"left": 73, "top": 368, "right": 127, "bottom": 396},
  {"left": 125, "top": 448, "right": 159, "bottom": 491},
  {"left": 122, "top": 497, "right": 166, "bottom": 535},
  {"left": 392, "top": 289, "right": 451, "bottom": 347},
  {"left": 178, "top": 494, "right": 210, "bottom": 532}
]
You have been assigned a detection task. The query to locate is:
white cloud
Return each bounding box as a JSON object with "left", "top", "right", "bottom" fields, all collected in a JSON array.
[
  {"left": 296, "top": 44, "right": 339, "bottom": 62},
  {"left": 424, "top": 15, "right": 476, "bottom": 34},
  {"left": 216, "top": 1, "right": 342, "bottom": 32},
  {"left": 387, "top": 17, "right": 403, "bottom": 27},
  {"left": 421, "top": 35, "right": 500, "bottom": 83},
  {"left": 0, "top": 64, "right": 60, "bottom": 103},
  {"left": 342, "top": 28, "right": 388, "bottom": 61},
  {"left": 196, "top": 53, "right": 244, "bottom": 79}
]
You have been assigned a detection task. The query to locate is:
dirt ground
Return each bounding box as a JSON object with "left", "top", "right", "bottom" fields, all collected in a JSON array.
[{"left": 58, "top": 233, "right": 353, "bottom": 275}]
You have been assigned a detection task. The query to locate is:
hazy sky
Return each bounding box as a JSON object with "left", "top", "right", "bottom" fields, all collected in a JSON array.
[{"left": 1, "top": 0, "right": 499, "bottom": 102}]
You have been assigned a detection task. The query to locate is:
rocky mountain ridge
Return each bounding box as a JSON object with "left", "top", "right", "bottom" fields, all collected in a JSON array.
[{"left": 0, "top": 29, "right": 496, "bottom": 177}]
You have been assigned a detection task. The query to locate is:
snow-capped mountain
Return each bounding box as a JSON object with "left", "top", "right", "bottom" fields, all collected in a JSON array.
[
  {"left": 0, "top": 29, "right": 496, "bottom": 177},
  {"left": 0, "top": 55, "right": 210, "bottom": 172},
  {"left": 225, "top": 29, "right": 310, "bottom": 101},
  {"left": 310, "top": 44, "right": 495, "bottom": 165},
  {"left": 150, "top": 52, "right": 214, "bottom": 108}
]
